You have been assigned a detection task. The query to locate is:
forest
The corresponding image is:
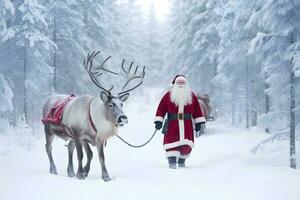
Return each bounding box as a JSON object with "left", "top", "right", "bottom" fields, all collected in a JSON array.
[
  {"left": 1, "top": 1, "right": 300, "bottom": 199},
  {"left": 1, "top": 0, "right": 300, "bottom": 166}
]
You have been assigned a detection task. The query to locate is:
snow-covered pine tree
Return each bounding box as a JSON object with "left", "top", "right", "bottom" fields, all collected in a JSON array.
[
  {"left": 214, "top": 0, "right": 263, "bottom": 126},
  {"left": 46, "top": 0, "right": 89, "bottom": 95},
  {"left": 249, "top": 0, "right": 300, "bottom": 168},
  {"left": 164, "top": 0, "right": 192, "bottom": 78},
  {"left": 0, "top": 0, "right": 15, "bottom": 41},
  {"left": 78, "top": 0, "right": 119, "bottom": 53},
  {"left": 116, "top": 0, "right": 145, "bottom": 62},
  {"left": 142, "top": 2, "right": 167, "bottom": 87},
  {"left": 1, "top": 0, "right": 54, "bottom": 128},
  {"left": 0, "top": 74, "right": 13, "bottom": 133},
  {"left": 0, "top": 0, "right": 15, "bottom": 129},
  {"left": 188, "top": 0, "right": 221, "bottom": 95}
]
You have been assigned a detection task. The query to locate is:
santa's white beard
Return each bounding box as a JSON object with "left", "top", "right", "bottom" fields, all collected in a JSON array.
[{"left": 170, "top": 85, "right": 192, "bottom": 106}]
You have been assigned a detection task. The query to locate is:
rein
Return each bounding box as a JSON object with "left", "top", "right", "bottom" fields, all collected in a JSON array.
[
  {"left": 88, "top": 99, "right": 157, "bottom": 148},
  {"left": 116, "top": 129, "right": 158, "bottom": 148}
]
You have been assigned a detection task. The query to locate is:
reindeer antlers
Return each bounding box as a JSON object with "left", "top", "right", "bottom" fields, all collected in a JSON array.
[
  {"left": 118, "top": 59, "right": 145, "bottom": 96},
  {"left": 84, "top": 51, "right": 145, "bottom": 96},
  {"left": 83, "top": 51, "right": 118, "bottom": 95}
]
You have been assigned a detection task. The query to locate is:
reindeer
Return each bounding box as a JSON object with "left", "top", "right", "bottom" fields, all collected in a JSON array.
[{"left": 42, "top": 51, "right": 145, "bottom": 181}]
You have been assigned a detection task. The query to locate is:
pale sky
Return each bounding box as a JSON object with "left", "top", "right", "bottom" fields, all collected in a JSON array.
[{"left": 137, "top": 0, "right": 171, "bottom": 22}]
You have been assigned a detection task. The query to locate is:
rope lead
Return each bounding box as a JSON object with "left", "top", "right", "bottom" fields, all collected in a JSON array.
[{"left": 116, "top": 129, "right": 158, "bottom": 148}]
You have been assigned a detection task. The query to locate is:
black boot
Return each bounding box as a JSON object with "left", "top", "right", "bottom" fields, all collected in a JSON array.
[
  {"left": 178, "top": 158, "right": 186, "bottom": 168},
  {"left": 168, "top": 157, "right": 176, "bottom": 169}
]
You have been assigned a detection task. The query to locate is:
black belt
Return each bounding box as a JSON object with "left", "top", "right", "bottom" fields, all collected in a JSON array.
[{"left": 168, "top": 113, "right": 192, "bottom": 120}]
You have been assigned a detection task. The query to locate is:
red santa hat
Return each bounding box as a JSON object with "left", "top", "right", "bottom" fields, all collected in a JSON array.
[{"left": 172, "top": 75, "right": 187, "bottom": 84}]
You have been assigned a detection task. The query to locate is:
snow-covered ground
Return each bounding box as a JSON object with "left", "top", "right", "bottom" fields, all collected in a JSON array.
[{"left": 0, "top": 90, "right": 300, "bottom": 200}]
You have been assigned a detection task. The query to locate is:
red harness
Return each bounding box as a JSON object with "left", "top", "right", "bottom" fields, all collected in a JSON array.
[{"left": 88, "top": 100, "right": 107, "bottom": 147}]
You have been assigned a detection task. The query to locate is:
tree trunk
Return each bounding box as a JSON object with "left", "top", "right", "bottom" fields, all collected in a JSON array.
[
  {"left": 245, "top": 58, "right": 249, "bottom": 129},
  {"left": 289, "top": 31, "right": 296, "bottom": 169},
  {"left": 251, "top": 79, "right": 257, "bottom": 126},
  {"left": 23, "top": 46, "right": 28, "bottom": 125},
  {"left": 232, "top": 92, "right": 235, "bottom": 126},
  {"left": 290, "top": 72, "right": 296, "bottom": 169},
  {"left": 52, "top": 16, "right": 57, "bottom": 93},
  {"left": 264, "top": 72, "right": 270, "bottom": 133}
]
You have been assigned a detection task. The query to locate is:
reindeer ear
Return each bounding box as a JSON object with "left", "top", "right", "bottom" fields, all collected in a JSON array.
[
  {"left": 119, "top": 93, "right": 130, "bottom": 102},
  {"left": 100, "top": 91, "right": 109, "bottom": 103}
]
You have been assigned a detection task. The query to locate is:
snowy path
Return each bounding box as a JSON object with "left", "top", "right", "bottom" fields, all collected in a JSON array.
[{"left": 0, "top": 93, "right": 300, "bottom": 200}]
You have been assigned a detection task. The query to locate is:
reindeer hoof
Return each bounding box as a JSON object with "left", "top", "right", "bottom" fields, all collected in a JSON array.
[
  {"left": 68, "top": 167, "right": 75, "bottom": 177},
  {"left": 76, "top": 174, "right": 85, "bottom": 180},
  {"left": 83, "top": 172, "right": 88, "bottom": 178},
  {"left": 68, "top": 171, "right": 75, "bottom": 177},
  {"left": 76, "top": 172, "right": 86, "bottom": 180},
  {"left": 83, "top": 167, "right": 90, "bottom": 177},
  {"left": 50, "top": 170, "right": 58, "bottom": 175},
  {"left": 102, "top": 175, "right": 112, "bottom": 182},
  {"left": 50, "top": 166, "right": 58, "bottom": 175}
]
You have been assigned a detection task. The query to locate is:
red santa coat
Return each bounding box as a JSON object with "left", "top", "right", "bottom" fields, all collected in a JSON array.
[{"left": 154, "top": 91, "right": 205, "bottom": 150}]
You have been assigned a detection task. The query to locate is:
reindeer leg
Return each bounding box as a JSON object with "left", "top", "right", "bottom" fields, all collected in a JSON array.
[
  {"left": 44, "top": 124, "right": 57, "bottom": 175},
  {"left": 83, "top": 142, "right": 93, "bottom": 177},
  {"left": 75, "top": 141, "right": 85, "bottom": 179},
  {"left": 97, "top": 142, "right": 111, "bottom": 182},
  {"left": 67, "top": 141, "right": 75, "bottom": 177}
]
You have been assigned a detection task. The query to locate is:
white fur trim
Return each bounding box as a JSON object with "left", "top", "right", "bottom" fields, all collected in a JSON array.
[
  {"left": 195, "top": 117, "right": 206, "bottom": 123},
  {"left": 165, "top": 151, "right": 180, "bottom": 158},
  {"left": 163, "top": 139, "right": 194, "bottom": 149},
  {"left": 174, "top": 76, "right": 187, "bottom": 83},
  {"left": 154, "top": 116, "right": 164, "bottom": 122},
  {"left": 178, "top": 105, "right": 185, "bottom": 142}
]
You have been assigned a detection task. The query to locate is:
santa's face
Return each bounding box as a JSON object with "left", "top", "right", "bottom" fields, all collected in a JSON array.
[
  {"left": 170, "top": 77, "right": 192, "bottom": 106},
  {"left": 175, "top": 79, "right": 186, "bottom": 88}
]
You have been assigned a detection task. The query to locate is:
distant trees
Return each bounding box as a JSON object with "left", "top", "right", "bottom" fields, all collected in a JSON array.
[
  {"left": 0, "top": 0, "right": 14, "bottom": 40},
  {"left": 0, "top": 74, "right": 13, "bottom": 132},
  {"left": 0, "top": 0, "right": 166, "bottom": 132},
  {"left": 164, "top": 1, "right": 192, "bottom": 77},
  {"left": 46, "top": 0, "right": 86, "bottom": 94},
  {"left": 165, "top": 0, "right": 221, "bottom": 92},
  {"left": 1, "top": 0, "right": 298, "bottom": 168},
  {"left": 249, "top": 0, "right": 300, "bottom": 169},
  {"left": 0, "top": 1, "right": 14, "bottom": 131},
  {"left": 166, "top": 0, "right": 300, "bottom": 168},
  {"left": 142, "top": 2, "right": 166, "bottom": 86},
  {"left": 0, "top": 0, "right": 53, "bottom": 126}
]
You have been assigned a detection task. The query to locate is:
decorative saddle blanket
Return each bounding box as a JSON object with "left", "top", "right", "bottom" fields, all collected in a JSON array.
[{"left": 41, "top": 95, "right": 75, "bottom": 125}]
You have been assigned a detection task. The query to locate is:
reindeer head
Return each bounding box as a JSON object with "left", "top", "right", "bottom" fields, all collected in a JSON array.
[{"left": 83, "top": 51, "right": 145, "bottom": 127}]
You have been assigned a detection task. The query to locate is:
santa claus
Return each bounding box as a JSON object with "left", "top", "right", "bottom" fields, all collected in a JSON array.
[{"left": 154, "top": 75, "right": 206, "bottom": 168}]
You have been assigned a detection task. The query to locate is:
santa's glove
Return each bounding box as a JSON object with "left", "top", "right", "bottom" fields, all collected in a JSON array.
[
  {"left": 195, "top": 122, "right": 205, "bottom": 132},
  {"left": 154, "top": 121, "right": 162, "bottom": 130}
]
